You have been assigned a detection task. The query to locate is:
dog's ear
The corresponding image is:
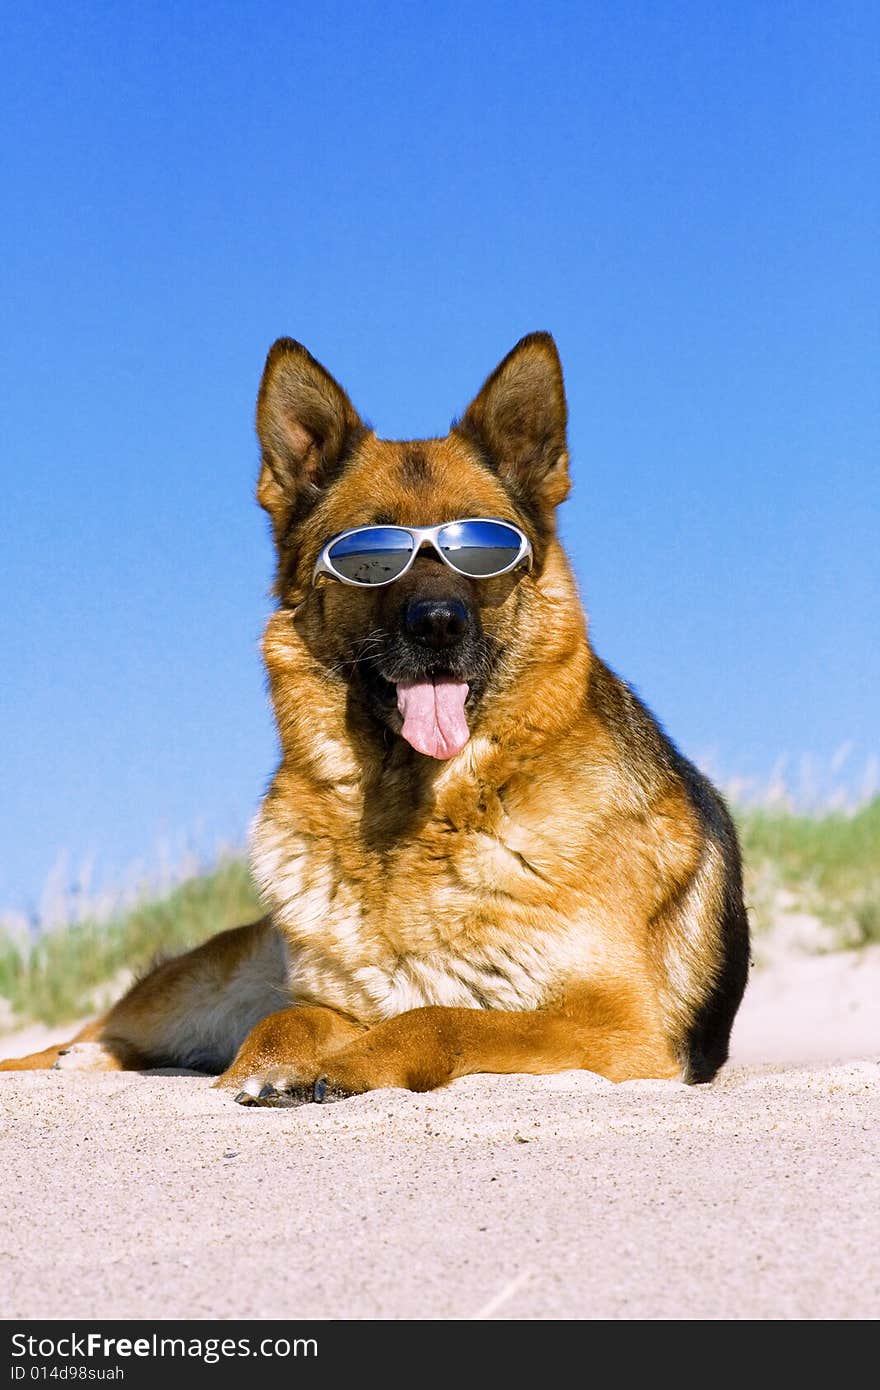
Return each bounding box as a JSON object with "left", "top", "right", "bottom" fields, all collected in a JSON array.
[
  {"left": 455, "top": 332, "right": 570, "bottom": 519},
  {"left": 256, "top": 338, "right": 365, "bottom": 540}
]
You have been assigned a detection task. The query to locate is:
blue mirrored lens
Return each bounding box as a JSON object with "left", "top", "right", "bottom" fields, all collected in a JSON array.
[
  {"left": 327, "top": 527, "right": 414, "bottom": 583},
  {"left": 438, "top": 520, "right": 523, "bottom": 576}
]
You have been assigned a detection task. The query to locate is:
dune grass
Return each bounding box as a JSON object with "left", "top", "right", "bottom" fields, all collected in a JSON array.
[
  {"left": 0, "top": 859, "right": 262, "bottom": 1028},
  {"left": 736, "top": 796, "right": 880, "bottom": 948},
  {"left": 1, "top": 800, "right": 877, "bottom": 1029}
]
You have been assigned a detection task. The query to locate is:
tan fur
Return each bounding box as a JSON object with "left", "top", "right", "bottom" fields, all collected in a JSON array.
[{"left": 2, "top": 334, "right": 746, "bottom": 1096}]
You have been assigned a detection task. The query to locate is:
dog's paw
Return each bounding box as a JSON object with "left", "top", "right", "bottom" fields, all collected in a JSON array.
[
  {"left": 53, "top": 1042, "right": 123, "bottom": 1072},
  {"left": 226, "top": 1069, "right": 364, "bottom": 1107},
  {"left": 228, "top": 1068, "right": 316, "bottom": 1108}
]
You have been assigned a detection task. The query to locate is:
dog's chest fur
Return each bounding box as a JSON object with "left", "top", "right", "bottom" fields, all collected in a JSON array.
[{"left": 250, "top": 753, "right": 598, "bottom": 1025}]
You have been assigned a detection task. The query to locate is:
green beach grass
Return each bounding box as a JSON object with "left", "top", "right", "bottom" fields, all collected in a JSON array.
[
  {"left": 0, "top": 859, "right": 262, "bottom": 1028},
  {"left": 738, "top": 796, "right": 880, "bottom": 949},
  {"left": 1, "top": 799, "right": 878, "bottom": 1028}
]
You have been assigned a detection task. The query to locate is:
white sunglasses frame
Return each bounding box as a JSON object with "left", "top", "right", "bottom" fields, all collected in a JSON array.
[{"left": 313, "top": 517, "right": 534, "bottom": 588}]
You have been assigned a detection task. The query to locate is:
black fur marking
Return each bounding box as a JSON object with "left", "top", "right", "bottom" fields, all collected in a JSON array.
[
  {"left": 587, "top": 658, "right": 750, "bottom": 1082},
  {"left": 674, "top": 766, "right": 751, "bottom": 1083},
  {"left": 399, "top": 446, "right": 433, "bottom": 486}
]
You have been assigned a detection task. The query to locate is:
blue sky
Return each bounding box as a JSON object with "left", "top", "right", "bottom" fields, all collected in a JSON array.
[{"left": 2, "top": 1, "right": 878, "bottom": 914}]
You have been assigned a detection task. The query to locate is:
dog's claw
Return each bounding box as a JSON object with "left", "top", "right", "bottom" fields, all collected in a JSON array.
[
  {"left": 312, "top": 1077, "right": 354, "bottom": 1103},
  {"left": 232, "top": 1078, "right": 315, "bottom": 1108},
  {"left": 229, "top": 1073, "right": 353, "bottom": 1108}
]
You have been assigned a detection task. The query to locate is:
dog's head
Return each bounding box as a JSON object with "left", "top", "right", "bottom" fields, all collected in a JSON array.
[{"left": 255, "top": 333, "right": 573, "bottom": 761}]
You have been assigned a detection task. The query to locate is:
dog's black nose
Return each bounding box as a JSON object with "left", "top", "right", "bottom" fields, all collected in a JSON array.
[{"left": 405, "top": 597, "right": 469, "bottom": 648}]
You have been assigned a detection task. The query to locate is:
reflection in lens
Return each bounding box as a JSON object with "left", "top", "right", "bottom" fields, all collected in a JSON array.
[
  {"left": 438, "top": 520, "right": 522, "bottom": 577},
  {"left": 327, "top": 527, "right": 414, "bottom": 584}
]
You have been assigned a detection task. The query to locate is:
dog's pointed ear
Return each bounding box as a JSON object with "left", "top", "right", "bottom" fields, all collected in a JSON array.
[
  {"left": 455, "top": 332, "right": 570, "bottom": 519},
  {"left": 256, "top": 338, "right": 365, "bottom": 540}
]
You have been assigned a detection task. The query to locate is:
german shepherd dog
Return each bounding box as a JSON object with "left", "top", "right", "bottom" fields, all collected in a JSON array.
[{"left": 2, "top": 334, "right": 749, "bottom": 1099}]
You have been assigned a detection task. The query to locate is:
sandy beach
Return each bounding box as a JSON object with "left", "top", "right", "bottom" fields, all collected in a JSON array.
[{"left": 1, "top": 948, "right": 878, "bottom": 1320}]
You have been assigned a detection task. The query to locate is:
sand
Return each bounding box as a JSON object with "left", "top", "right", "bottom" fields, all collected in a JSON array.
[{"left": 1, "top": 948, "right": 878, "bottom": 1321}]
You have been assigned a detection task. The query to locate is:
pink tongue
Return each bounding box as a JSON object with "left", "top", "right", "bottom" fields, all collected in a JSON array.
[{"left": 396, "top": 679, "right": 470, "bottom": 760}]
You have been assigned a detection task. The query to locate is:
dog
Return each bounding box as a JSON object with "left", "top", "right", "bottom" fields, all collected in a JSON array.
[{"left": 1, "top": 333, "right": 749, "bottom": 1100}]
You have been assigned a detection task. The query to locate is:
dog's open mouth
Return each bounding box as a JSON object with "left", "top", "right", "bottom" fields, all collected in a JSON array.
[
  {"left": 396, "top": 678, "right": 470, "bottom": 761},
  {"left": 356, "top": 638, "right": 497, "bottom": 763}
]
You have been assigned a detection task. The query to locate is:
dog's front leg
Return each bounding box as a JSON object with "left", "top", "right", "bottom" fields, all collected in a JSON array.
[{"left": 313, "top": 986, "right": 681, "bottom": 1098}]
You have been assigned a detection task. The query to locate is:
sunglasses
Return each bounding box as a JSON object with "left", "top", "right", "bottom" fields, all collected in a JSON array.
[{"left": 313, "top": 518, "right": 533, "bottom": 588}]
